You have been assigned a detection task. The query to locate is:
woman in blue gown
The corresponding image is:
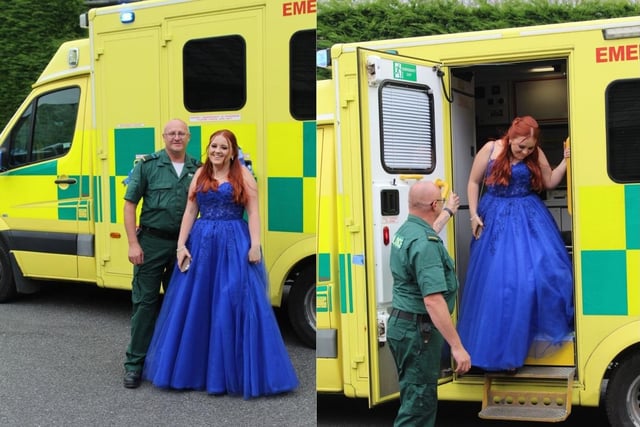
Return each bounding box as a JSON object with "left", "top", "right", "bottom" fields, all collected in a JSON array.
[
  {"left": 457, "top": 116, "right": 574, "bottom": 372},
  {"left": 143, "top": 129, "right": 298, "bottom": 398}
]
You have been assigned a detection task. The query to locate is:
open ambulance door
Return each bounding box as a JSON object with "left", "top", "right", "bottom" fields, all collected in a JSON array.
[{"left": 355, "top": 48, "right": 452, "bottom": 406}]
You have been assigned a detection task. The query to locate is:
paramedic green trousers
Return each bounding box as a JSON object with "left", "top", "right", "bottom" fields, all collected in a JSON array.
[
  {"left": 124, "top": 233, "right": 177, "bottom": 373},
  {"left": 387, "top": 316, "right": 445, "bottom": 427}
]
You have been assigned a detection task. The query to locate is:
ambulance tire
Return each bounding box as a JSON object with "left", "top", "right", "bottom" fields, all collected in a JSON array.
[
  {"left": 0, "top": 245, "right": 16, "bottom": 302},
  {"left": 287, "top": 264, "right": 316, "bottom": 349},
  {"left": 605, "top": 352, "right": 640, "bottom": 427}
]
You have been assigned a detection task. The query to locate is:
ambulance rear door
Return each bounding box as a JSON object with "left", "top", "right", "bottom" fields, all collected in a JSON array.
[{"left": 355, "top": 48, "right": 451, "bottom": 405}]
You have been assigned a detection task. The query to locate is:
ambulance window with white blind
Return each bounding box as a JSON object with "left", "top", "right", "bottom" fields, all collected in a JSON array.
[
  {"left": 379, "top": 82, "right": 436, "bottom": 174},
  {"left": 183, "top": 35, "right": 246, "bottom": 112},
  {"left": 290, "top": 29, "right": 316, "bottom": 120},
  {"left": 606, "top": 79, "right": 640, "bottom": 183},
  {"left": 0, "top": 87, "right": 78, "bottom": 170}
]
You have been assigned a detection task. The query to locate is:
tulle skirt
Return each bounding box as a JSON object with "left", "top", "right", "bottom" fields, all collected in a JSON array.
[
  {"left": 457, "top": 192, "right": 574, "bottom": 371},
  {"left": 143, "top": 217, "right": 299, "bottom": 398}
]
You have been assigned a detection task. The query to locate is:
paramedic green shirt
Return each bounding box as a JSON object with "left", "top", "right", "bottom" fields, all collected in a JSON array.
[
  {"left": 124, "top": 149, "right": 200, "bottom": 235},
  {"left": 390, "top": 214, "right": 458, "bottom": 315}
]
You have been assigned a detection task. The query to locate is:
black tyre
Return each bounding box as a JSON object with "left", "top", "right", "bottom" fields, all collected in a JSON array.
[
  {"left": 606, "top": 352, "right": 640, "bottom": 427},
  {"left": 287, "top": 265, "right": 316, "bottom": 348},
  {"left": 0, "top": 245, "right": 16, "bottom": 302}
]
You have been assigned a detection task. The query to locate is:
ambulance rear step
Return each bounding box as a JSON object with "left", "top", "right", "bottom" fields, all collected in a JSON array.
[{"left": 479, "top": 366, "right": 575, "bottom": 422}]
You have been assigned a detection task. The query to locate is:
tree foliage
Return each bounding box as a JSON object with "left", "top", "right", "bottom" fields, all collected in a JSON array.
[
  {"left": 2, "top": 1, "right": 640, "bottom": 126},
  {"left": 318, "top": 0, "right": 640, "bottom": 47},
  {"left": 318, "top": 0, "right": 640, "bottom": 77},
  {"left": 0, "top": 0, "right": 87, "bottom": 128}
]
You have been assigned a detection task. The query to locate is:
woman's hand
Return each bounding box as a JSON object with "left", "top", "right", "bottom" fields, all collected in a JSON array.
[
  {"left": 177, "top": 247, "right": 191, "bottom": 272},
  {"left": 471, "top": 215, "right": 484, "bottom": 239},
  {"left": 248, "top": 245, "right": 262, "bottom": 264}
]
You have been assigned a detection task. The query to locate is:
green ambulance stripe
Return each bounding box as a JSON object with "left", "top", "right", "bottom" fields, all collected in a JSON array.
[
  {"left": 317, "top": 253, "right": 332, "bottom": 313},
  {"left": 582, "top": 185, "right": 639, "bottom": 315},
  {"left": 112, "top": 127, "right": 155, "bottom": 224},
  {"left": 318, "top": 253, "right": 356, "bottom": 315},
  {"left": 3, "top": 161, "right": 57, "bottom": 176},
  {"left": 625, "top": 185, "right": 640, "bottom": 250},
  {"left": 582, "top": 251, "right": 628, "bottom": 315},
  {"left": 318, "top": 252, "right": 331, "bottom": 282},
  {"left": 317, "top": 284, "right": 332, "bottom": 313},
  {"left": 57, "top": 175, "right": 90, "bottom": 221},
  {"left": 316, "top": 253, "right": 333, "bottom": 313},
  {"left": 113, "top": 126, "right": 203, "bottom": 177},
  {"left": 267, "top": 121, "right": 316, "bottom": 233},
  {"left": 112, "top": 126, "right": 203, "bottom": 224},
  {"left": 339, "top": 253, "right": 354, "bottom": 314},
  {"left": 94, "top": 176, "right": 102, "bottom": 223},
  {"left": 113, "top": 124, "right": 315, "bottom": 233},
  {"left": 5, "top": 161, "right": 91, "bottom": 221}
]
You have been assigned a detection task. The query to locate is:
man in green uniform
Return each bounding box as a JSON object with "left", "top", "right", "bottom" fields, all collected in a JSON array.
[
  {"left": 387, "top": 180, "right": 471, "bottom": 426},
  {"left": 122, "top": 118, "right": 201, "bottom": 388}
]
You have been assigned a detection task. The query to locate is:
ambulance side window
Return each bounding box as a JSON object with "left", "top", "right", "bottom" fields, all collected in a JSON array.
[
  {"left": 290, "top": 29, "right": 316, "bottom": 121},
  {"left": 6, "top": 104, "right": 33, "bottom": 168},
  {"left": 606, "top": 78, "right": 640, "bottom": 183},
  {"left": 183, "top": 35, "right": 246, "bottom": 112},
  {"left": 380, "top": 82, "right": 436, "bottom": 174},
  {"left": 4, "top": 87, "right": 79, "bottom": 169}
]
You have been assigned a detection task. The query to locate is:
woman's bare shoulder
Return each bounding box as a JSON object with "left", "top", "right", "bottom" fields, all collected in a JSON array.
[{"left": 484, "top": 139, "right": 505, "bottom": 160}]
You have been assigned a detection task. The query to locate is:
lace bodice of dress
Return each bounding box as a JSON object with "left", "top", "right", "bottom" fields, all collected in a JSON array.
[
  {"left": 196, "top": 182, "right": 245, "bottom": 220},
  {"left": 485, "top": 161, "right": 534, "bottom": 198}
]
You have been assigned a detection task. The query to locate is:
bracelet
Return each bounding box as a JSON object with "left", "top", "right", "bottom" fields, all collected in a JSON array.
[
  {"left": 176, "top": 246, "right": 186, "bottom": 252},
  {"left": 470, "top": 215, "right": 479, "bottom": 222},
  {"left": 443, "top": 207, "right": 454, "bottom": 217}
]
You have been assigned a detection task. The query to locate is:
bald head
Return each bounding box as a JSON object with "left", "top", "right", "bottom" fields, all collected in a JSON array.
[
  {"left": 409, "top": 181, "right": 440, "bottom": 207},
  {"left": 164, "top": 118, "right": 188, "bottom": 134},
  {"left": 408, "top": 180, "right": 443, "bottom": 223}
]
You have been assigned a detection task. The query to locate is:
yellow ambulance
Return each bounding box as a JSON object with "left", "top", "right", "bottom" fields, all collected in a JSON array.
[
  {"left": 317, "top": 15, "right": 640, "bottom": 425},
  {"left": 0, "top": 0, "right": 317, "bottom": 348}
]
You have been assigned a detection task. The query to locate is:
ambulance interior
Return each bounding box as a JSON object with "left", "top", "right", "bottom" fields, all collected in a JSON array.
[{"left": 448, "top": 58, "right": 575, "bottom": 368}]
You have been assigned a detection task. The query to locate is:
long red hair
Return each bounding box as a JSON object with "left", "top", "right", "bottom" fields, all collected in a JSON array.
[
  {"left": 485, "top": 116, "right": 544, "bottom": 192},
  {"left": 190, "top": 129, "right": 248, "bottom": 205}
]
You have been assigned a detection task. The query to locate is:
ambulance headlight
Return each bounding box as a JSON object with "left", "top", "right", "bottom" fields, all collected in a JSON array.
[{"left": 120, "top": 11, "right": 135, "bottom": 24}]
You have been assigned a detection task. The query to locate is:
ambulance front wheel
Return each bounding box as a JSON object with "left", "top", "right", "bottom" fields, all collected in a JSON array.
[
  {"left": 287, "top": 264, "right": 316, "bottom": 348},
  {"left": 605, "top": 351, "right": 640, "bottom": 427},
  {"left": 0, "top": 244, "right": 16, "bottom": 302}
]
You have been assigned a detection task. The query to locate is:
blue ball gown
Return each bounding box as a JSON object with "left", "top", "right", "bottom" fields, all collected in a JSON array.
[
  {"left": 457, "top": 161, "right": 574, "bottom": 371},
  {"left": 143, "top": 182, "right": 299, "bottom": 398}
]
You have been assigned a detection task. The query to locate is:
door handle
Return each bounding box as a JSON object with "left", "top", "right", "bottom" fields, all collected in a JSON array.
[{"left": 54, "top": 178, "right": 77, "bottom": 185}]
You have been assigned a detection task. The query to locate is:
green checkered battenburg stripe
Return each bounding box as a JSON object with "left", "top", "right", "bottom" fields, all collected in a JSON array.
[{"left": 113, "top": 123, "right": 316, "bottom": 233}]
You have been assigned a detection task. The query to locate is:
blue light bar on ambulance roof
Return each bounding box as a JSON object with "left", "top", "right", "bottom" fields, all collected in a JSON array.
[{"left": 120, "top": 11, "right": 135, "bottom": 24}]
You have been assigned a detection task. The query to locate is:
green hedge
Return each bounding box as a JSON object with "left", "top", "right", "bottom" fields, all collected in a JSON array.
[
  {"left": 0, "top": 0, "right": 86, "bottom": 129},
  {"left": 318, "top": 0, "right": 640, "bottom": 47},
  {"left": 318, "top": 0, "right": 640, "bottom": 78},
  {"left": 3, "top": 1, "right": 640, "bottom": 127}
]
